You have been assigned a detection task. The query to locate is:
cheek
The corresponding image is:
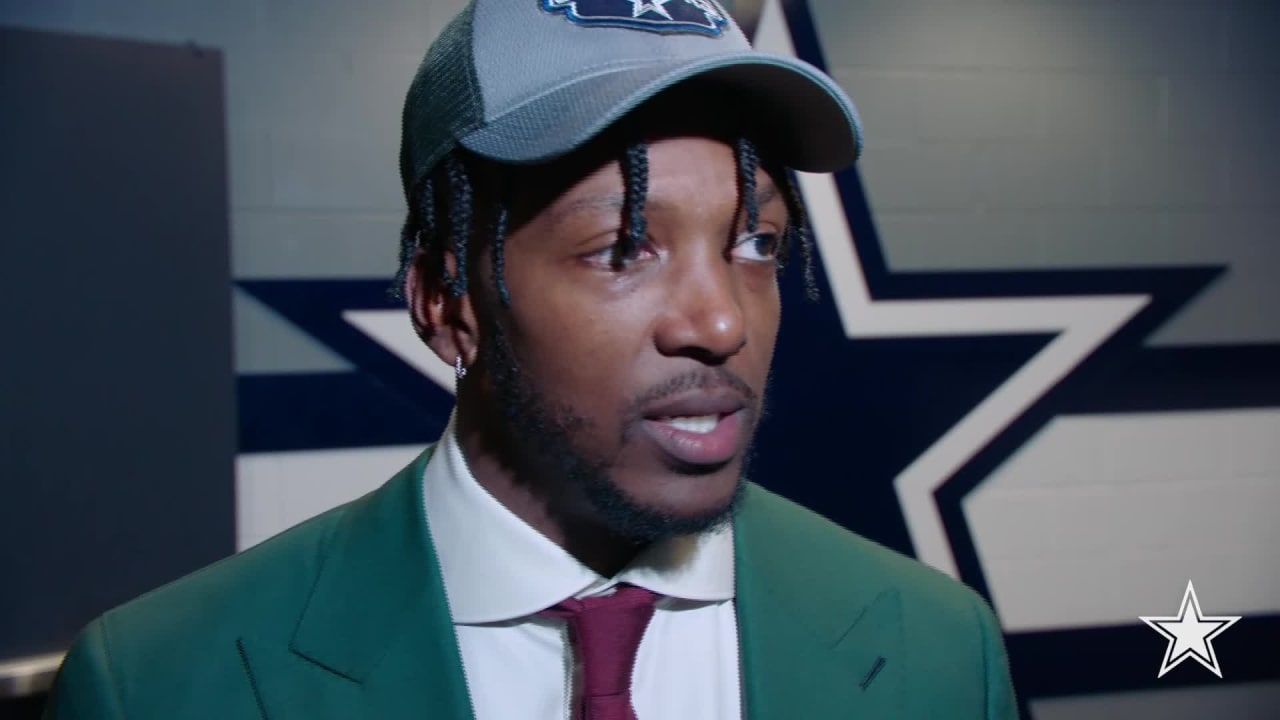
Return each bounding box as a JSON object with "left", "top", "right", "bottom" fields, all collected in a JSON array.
[
  {"left": 501, "top": 279, "right": 653, "bottom": 412},
  {"left": 741, "top": 273, "right": 782, "bottom": 368}
]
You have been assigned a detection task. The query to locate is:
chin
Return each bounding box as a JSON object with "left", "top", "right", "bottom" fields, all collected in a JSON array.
[
  {"left": 661, "top": 464, "right": 744, "bottom": 509},
  {"left": 588, "top": 465, "right": 747, "bottom": 541}
]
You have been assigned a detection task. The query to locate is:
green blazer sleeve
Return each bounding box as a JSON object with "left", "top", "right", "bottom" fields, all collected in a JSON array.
[
  {"left": 43, "top": 620, "right": 126, "bottom": 720},
  {"left": 974, "top": 595, "right": 1018, "bottom": 720},
  {"left": 35, "top": 447, "right": 476, "bottom": 720}
]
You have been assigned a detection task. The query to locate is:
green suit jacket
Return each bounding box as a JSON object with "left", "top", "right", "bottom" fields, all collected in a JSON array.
[{"left": 44, "top": 446, "right": 1017, "bottom": 719}]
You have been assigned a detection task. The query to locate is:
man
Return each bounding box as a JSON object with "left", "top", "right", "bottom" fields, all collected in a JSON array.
[{"left": 46, "top": 1, "right": 1017, "bottom": 718}]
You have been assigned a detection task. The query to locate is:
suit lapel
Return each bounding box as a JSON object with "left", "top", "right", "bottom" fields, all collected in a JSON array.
[
  {"left": 734, "top": 484, "right": 905, "bottom": 719},
  {"left": 239, "top": 446, "right": 475, "bottom": 720},
  {"left": 235, "top": 460, "right": 905, "bottom": 718}
]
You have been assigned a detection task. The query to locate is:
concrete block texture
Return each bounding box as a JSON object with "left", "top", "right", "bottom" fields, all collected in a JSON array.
[{"left": 814, "top": 0, "right": 1277, "bottom": 345}]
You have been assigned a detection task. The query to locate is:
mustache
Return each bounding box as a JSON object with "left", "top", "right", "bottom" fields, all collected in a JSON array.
[{"left": 623, "top": 367, "right": 758, "bottom": 420}]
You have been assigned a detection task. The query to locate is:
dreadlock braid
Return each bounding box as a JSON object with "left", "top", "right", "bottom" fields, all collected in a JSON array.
[
  {"left": 391, "top": 226, "right": 414, "bottom": 301},
  {"left": 783, "top": 176, "right": 820, "bottom": 302},
  {"left": 390, "top": 175, "right": 434, "bottom": 300},
  {"left": 491, "top": 203, "right": 511, "bottom": 307},
  {"left": 736, "top": 136, "right": 821, "bottom": 302},
  {"left": 420, "top": 175, "right": 437, "bottom": 247},
  {"left": 444, "top": 153, "right": 472, "bottom": 297},
  {"left": 736, "top": 137, "right": 760, "bottom": 235},
  {"left": 618, "top": 141, "right": 649, "bottom": 265}
]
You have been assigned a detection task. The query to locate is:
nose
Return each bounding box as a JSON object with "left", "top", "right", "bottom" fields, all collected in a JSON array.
[{"left": 653, "top": 251, "right": 747, "bottom": 363}]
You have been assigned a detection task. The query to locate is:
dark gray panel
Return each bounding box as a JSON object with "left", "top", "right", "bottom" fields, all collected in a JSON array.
[{"left": 0, "top": 26, "right": 235, "bottom": 659}]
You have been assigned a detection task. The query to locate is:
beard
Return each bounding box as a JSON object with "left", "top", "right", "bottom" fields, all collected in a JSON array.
[{"left": 478, "top": 316, "right": 755, "bottom": 543}]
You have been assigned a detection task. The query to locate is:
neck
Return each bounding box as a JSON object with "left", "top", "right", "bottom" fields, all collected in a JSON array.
[{"left": 454, "top": 409, "right": 648, "bottom": 578}]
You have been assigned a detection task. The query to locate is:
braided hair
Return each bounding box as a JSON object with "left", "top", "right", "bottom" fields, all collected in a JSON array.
[
  {"left": 392, "top": 140, "right": 819, "bottom": 307},
  {"left": 616, "top": 141, "right": 649, "bottom": 267},
  {"left": 736, "top": 137, "right": 759, "bottom": 236}
]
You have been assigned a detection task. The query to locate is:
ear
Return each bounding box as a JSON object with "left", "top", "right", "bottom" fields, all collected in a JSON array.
[{"left": 405, "top": 248, "right": 480, "bottom": 371}]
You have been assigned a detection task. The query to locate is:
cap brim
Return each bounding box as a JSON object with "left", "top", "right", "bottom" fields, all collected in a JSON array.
[{"left": 458, "top": 52, "right": 862, "bottom": 174}]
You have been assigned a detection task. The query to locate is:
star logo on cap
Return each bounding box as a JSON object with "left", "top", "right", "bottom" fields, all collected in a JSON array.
[
  {"left": 632, "top": 0, "right": 672, "bottom": 19},
  {"left": 1140, "top": 581, "right": 1241, "bottom": 678},
  {"left": 542, "top": 0, "right": 727, "bottom": 36}
]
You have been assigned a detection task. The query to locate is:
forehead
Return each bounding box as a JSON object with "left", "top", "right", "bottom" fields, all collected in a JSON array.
[
  {"left": 535, "top": 136, "right": 754, "bottom": 226},
  {"left": 567, "top": 134, "right": 738, "bottom": 191},
  {"left": 501, "top": 140, "right": 778, "bottom": 241},
  {"left": 494, "top": 87, "right": 786, "bottom": 217}
]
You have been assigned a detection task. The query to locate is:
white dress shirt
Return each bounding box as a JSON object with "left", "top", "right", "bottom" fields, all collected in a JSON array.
[{"left": 421, "top": 415, "right": 743, "bottom": 719}]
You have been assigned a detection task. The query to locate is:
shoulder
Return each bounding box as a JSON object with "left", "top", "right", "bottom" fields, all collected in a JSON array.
[
  {"left": 47, "top": 448, "right": 439, "bottom": 718},
  {"left": 102, "top": 498, "right": 350, "bottom": 645},
  {"left": 738, "top": 482, "right": 978, "bottom": 609},
  {"left": 738, "top": 483, "right": 1017, "bottom": 716},
  {"left": 83, "top": 497, "right": 353, "bottom": 675},
  {"left": 45, "top": 499, "right": 357, "bottom": 719},
  {"left": 85, "top": 443, "right": 439, "bottom": 652}
]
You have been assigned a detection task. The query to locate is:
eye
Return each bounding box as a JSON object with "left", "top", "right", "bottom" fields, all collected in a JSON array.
[
  {"left": 730, "top": 231, "right": 781, "bottom": 263},
  {"left": 581, "top": 235, "right": 659, "bottom": 270}
]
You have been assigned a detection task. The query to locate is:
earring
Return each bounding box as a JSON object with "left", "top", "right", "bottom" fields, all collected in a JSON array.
[{"left": 455, "top": 355, "right": 468, "bottom": 380}]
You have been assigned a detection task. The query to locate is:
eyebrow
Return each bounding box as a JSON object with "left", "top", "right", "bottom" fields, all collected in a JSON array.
[{"left": 546, "top": 179, "right": 781, "bottom": 226}]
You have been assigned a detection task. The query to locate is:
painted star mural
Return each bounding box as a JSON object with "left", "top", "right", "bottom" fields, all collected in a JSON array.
[{"left": 236, "top": 0, "right": 1279, "bottom": 716}]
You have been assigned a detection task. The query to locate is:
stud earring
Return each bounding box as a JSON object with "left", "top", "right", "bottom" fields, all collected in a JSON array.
[{"left": 455, "top": 355, "right": 468, "bottom": 380}]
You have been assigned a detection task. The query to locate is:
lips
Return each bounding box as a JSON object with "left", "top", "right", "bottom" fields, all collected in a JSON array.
[
  {"left": 641, "top": 391, "right": 746, "bottom": 421},
  {"left": 639, "top": 391, "right": 750, "bottom": 467}
]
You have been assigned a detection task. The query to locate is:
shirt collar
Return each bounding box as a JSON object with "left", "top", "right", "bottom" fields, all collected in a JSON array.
[{"left": 421, "top": 413, "right": 735, "bottom": 625}]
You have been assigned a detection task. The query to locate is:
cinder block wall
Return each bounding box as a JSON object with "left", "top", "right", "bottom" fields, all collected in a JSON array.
[{"left": 815, "top": 0, "right": 1279, "bottom": 346}]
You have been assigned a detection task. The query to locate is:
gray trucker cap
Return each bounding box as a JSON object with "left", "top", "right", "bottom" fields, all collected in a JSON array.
[{"left": 399, "top": 0, "right": 863, "bottom": 201}]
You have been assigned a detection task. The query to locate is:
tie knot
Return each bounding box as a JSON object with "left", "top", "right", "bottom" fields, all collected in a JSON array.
[
  {"left": 544, "top": 584, "right": 659, "bottom": 617},
  {"left": 540, "top": 585, "right": 660, "bottom": 720}
]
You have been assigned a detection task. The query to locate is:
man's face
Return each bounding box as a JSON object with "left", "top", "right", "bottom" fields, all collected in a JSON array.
[{"left": 473, "top": 132, "right": 787, "bottom": 540}]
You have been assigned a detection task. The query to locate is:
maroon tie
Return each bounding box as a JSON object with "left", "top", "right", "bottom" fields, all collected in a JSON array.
[{"left": 540, "top": 584, "right": 659, "bottom": 720}]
